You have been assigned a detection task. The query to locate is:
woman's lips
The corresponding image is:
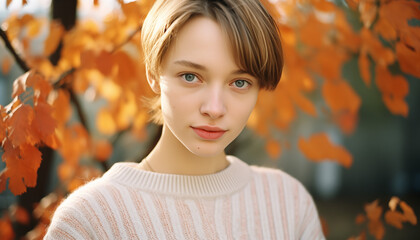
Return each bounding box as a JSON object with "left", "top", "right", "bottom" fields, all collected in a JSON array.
[{"left": 191, "top": 126, "right": 227, "bottom": 140}]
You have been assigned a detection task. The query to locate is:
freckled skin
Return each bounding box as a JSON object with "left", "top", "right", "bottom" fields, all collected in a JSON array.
[{"left": 142, "top": 17, "right": 259, "bottom": 175}]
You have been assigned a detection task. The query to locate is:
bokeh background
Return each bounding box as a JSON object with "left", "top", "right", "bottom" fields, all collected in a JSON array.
[{"left": 1, "top": 0, "right": 419, "bottom": 239}]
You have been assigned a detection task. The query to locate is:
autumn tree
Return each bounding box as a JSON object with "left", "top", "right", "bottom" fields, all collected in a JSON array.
[{"left": 0, "top": 0, "right": 419, "bottom": 239}]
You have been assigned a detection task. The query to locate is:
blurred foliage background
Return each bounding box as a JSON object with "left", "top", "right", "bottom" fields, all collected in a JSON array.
[{"left": 0, "top": 0, "right": 419, "bottom": 239}]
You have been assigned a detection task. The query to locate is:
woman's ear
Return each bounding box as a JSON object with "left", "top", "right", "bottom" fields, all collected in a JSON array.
[{"left": 146, "top": 69, "right": 160, "bottom": 94}]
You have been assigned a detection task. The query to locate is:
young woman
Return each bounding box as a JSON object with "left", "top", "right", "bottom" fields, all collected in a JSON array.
[{"left": 45, "top": 0, "right": 325, "bottom": 239}]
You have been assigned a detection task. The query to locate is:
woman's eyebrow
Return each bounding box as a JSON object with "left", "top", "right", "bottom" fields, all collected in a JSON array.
[
  {"left": 174, "top": 60, "right": 249, "bottom": 75},
  {"left": 174, "top": 60, "right": 207, "bottom": 71}
]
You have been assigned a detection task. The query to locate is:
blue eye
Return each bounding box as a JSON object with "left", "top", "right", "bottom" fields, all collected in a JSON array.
[
  {"left": 182, "top": 73, "right": 197, "bottom": 82},
  {"left": 233, "top": 80, "right": 250, "bottom": 89}
]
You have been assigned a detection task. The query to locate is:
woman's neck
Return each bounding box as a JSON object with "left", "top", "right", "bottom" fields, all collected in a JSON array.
[{"left": 140, "top": 125, "right": 229, "bottom": 175}]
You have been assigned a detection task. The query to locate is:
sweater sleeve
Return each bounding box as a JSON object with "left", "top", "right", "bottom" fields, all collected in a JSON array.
[
  {"left": 44, "top": 185, "right": 99, "bottom": 240},
  {"left": 298, "top": 188, "right": 325, "bottom": 240}
]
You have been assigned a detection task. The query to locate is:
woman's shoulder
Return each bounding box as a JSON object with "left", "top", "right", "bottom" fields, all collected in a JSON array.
[{"left": 248, "top": 164, "right": 312, "bottom": 198}]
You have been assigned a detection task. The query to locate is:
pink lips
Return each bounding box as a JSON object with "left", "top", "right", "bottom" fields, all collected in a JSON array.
[{"left": 191, "top": 126, "right": 227, "bottom": 140}]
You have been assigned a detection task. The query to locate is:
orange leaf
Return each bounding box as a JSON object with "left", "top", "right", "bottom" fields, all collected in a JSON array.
[
  {"left": 347, "top": 231, "right": 366, "bottom": 240},
  {"left": 380, "top": 0, "right": 420, "bottom": 32},
  {"left": 44, "top": 21, "right": 64, "bottom": 56},
  {"left": 12, "top": 71, "right": 29, "bottom": 98},
  {"left": 121, "top": 1, "right": 142, "bottom": 23},
  {"left": 382, "top": 95, "right": 409, "bottom": 117},
  {"left": 345, "top": 0, "right": 359, "bottom": 10},
  {"left": 10, "top": 205, "right": 30, "bottom": 225},
  {"left": 22, "top": 0, "right": 27, "bottom": 5},
  {"left": 358, "top": 49, "right": 371, "bottom": 86},
  {"left": 26, "top": 71, "right": 52, "bottom": 102},
  {"left": 373, "top": 17, "right": 397, "bottom": 41},
  {"left": 93, "top": 0, "right": 99, "bottom": 6},
  {"left": 384, "top": 210, "right": 405, "bottom": 229},
  {"left": 93, "top": 140, "right": 113, "bottom": 162},
  {"left": 322, "top": 80, "right": 361, "bottom": 114},
  {"left": 375, "top": 66, "right": 409, "bottom": 97},
  {"left": 360, "top": 28, "right": 395, "bottom": 66},
  {"left": 33, "top": 102, "right": 57, "bottom": 141},
  {"left": 355, "top": 213, "right": 366, "bottom": 224},
  {"left": 388, "top": 196, "right": 400, "bottom": 211},
  {"left": 298, "top": 133, "right": 353, "bottom": 168},
  {"left": 80, "top": 50, "right": 97, "bottom": 69},
  {"left": 2, "top": 141, "right": 42, "bottom": 195},
  {"left": 359, "top": 0, "right": 377, "bottom": 28},
  {"left": 7, "top": 104, "right": 37, "bottom": 146},
  {"left": 96, "top": 50, "right": 114, "bottom": 76},
  {"left": 396, "top": 41, "right": 420, "bottom": 78},
  {"left": 334, "top": 110, "right": 358, "bottom": 135},
  {"left": 0, "top": 217, "right": 15, "bottom": 240},
  {"left": 288, "top": 88, "right": 317, "bottom": 116},
  {"left": 313, "top": 0, "right": 336, "bottom": 12},
  {"left": 51, "top": 89, "right": 71, "bottom": 124},
  {"left": 1, "top": 58, "right": 12, "bottom": 75},
  {"left": 58, "top": 163, "right": 75, "bottom": 181},
  {"left": 320, "top": 216, "right": 329, "bottom": 237},
  {"left": 0, "top": 170, "right": 7, "bottom": 193},
  {"left": 19, "top": 144, "right": 42, "bottom": 187},
  {"left": 365, "top": 200, "right": 382, "bottom": 221},
  {"left": 6, "top": 0, "right": 12, "bottom": 7},
  {"left": 43, "top": 133, "right": 60, "bottom": 150},
  {"left": 0, "top": 107, "right": 6, "bottom": 142},
  {"left": 368, "top": 220, "right": 385, "bottom": 240},
  {"left": 400, "top": 201, "right": 417, "bottom": 225},
  {"left": 375, "top": 66, "right": 409, "bottom": 117},
  {"left": 96, "top": 108, "right": 117, "bottom": 135},
  {"left": 26, "top": 18, "right": 42, "bottom": 38},
  {"left": 265, "top": 139, "right": 281, "bottom": 159},
  {"left": 272, "top": 89, "right": 296, "bottom": 130},
  {"left": 57, "top": 124, "right": 90, "bottom": 164}
]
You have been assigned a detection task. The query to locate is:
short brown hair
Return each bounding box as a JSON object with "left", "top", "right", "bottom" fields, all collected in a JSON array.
[{"left": 141, "top": 0, "right": 283, "bottom": 123}]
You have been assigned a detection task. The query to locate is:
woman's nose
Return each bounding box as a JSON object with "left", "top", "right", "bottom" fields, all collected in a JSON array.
[{"left": 200, "top": 87, "right": 226, "bottom": 119}]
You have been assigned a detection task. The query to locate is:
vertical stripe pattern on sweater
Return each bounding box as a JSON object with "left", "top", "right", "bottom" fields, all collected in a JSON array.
[{"left": 45, "top": 156, "right": 325, "bottom": 240}]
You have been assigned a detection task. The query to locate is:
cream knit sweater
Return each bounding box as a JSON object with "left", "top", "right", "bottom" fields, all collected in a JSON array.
[{"left": 45, "top": 156, "right": 325, "bottom": 239}]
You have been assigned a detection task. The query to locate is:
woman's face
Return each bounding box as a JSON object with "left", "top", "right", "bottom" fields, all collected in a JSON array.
[{"left": 154, "top": 16, "right": 259, "bottom": 158}]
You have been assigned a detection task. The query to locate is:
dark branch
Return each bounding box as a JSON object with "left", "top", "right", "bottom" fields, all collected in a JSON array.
[
  {"left": 68, "top": 88, "right": 89, "bottom": 133},
  {"left": 111, "top": 24, "right": 142, "bottom": 53},
  {"left": 0, "top": 28, "right": 30, "bottom": 72}
]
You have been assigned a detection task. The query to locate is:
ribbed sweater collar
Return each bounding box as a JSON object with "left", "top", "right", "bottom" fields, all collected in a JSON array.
[{"left": 102, "top": 156, "right": 252, "bottom": 198}]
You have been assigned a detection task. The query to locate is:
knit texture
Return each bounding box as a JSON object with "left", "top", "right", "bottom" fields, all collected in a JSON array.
[{"left": 45, "top": 156, "right": 325, "bottom": 239}]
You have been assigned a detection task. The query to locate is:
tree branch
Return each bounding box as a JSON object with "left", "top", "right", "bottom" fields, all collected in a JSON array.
[
  {"left": 0, "top": 27, "right": 30, "bottom": 72},
  {"left": 111, "top": 24, "right": 142, "bottom": 54}
]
